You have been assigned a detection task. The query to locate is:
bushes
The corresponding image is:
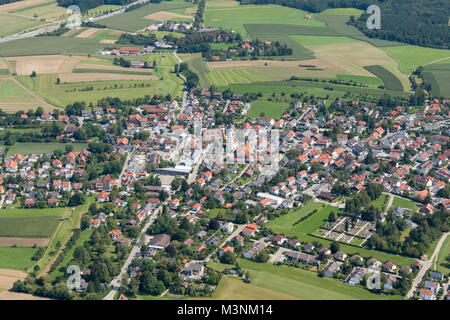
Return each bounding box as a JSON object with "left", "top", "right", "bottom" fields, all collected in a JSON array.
[{"left": 293, "top": 209, "right": 317, "bottom": 226}]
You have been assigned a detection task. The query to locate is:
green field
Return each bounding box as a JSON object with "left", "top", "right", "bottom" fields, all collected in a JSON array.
[
  {"left": 237, "top": 259, "right": 403, "bottom": 300},
  {"left": 423, "top": 71, "right": 450, "bottom": 98},
  {"left": 321, "top": 8, "right": 364, "bottom": 16},
  {"left": 0, "top": 216, "right": 60, "bottom": 238},
  {"left": 73, "top": 68, "right": 153, "bottom": 75},
  {"left": 210, "top": 275, "right": 298, "bottom": 300},
  {"left": 364, "top": 65, "right": 403, "bottom": 91},
  {"left": 371, "top": 194, "right": 389, "bottom": 212},
  {"left": 8, "top": 0, "right": 67, "bottom": 20},
  {"left": 0, "top": 37, "right": 104, "bottom": 57},
  {"left": 86, "top": 4, "right": 121, "bottom": 15},
  {"left": 7, "top": 142, "right": 87, "bottom": 155},
  {"left": 186, "top": 57, "right": 211, "bottom": 87},
  {"left": 99, "top": 1, "right": 192, "bottom": 32},
  {"left": 291, "top": 35, "right": 358, "bottom": 46},
  {"left": 0, "top": 12, "right": 45, "bottom": 37},
  {"left": 205, "top": 68, "right": 280, "bottom": 87},
  {"left": 436, "top": 236, "right": 450, "bottom": 275},
  {"left": 266, "top": 200, "right": 415, "bottom": 266},
  {"left": 0, "top": 246, "right": 41, "bottom": 270},
  {"left": 382, "top": 45, "right": 450, "bottom": 74},
  {"left": 0, "top": 80, "right": 35, "bottom": 101},
  {"left": 204, "top": 4, "right": 325, "bottom": 39},
  {"left": 246, "top": 100, "right": 289, "bottom": 119},
  {"left": 391, "top": 197, "right": 419, "bottom": 212},
  {"left": 0, "top": 207, "right": 66, "bottom": 219}
]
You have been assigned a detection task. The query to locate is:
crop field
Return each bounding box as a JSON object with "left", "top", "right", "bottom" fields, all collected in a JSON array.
[
  {"left": 0, "top": 80, "right": 35, "bottom": 101},
  {"left": 0, "top": 12, "right": 45, "bottom": 37},
  {"left": 210, "top": 276, "right": 298, "bottom": 300},
  {"left": 321, "top": 8, "right": 364, "bottom": 16},
  {"left": 186, "top": 56, "right": 211, "bottom": 87},
  {"left": 382, "top": 45, "right": 450, "bottom": 74},
  {"left": 8, "top": 0, "right": 67, "bottom": 20},
  {"left": 7, "top": 142, "right": 87, "bottom": 155},
  {"left": 237, "top": 259, "right": 403, "bottom": 300},
  {"left": 246, "top": 100, "right": 289, "bottom": 119},
  {"left": 0, "top": 216, "right": 60, "bottom": 238},
  {"left": 0, "top": 247, "right": 41, "bottom": 270},
  {"left": 205, "top": 68, "right": 279, "bottom": 87},
  {"left": 99, "top": 1, "right": 192, "bottom": 32},
  {"left": 423, "top": 71, "right": 450, "bottom": 98},
  {"left": 364, "top": 65, "right": 403, "bottom": 91},
  {"left": 204, "top": 4, "right": 325, "bottom": 39},
  {"left": 291, "top": 35, "right": 359, "bottom": 46},
  {"left": 303, "top": 42, "right": 409, "bottom": 91}
]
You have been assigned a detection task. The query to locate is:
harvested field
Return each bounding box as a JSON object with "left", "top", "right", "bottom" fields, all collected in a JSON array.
[
  {"left": 58, "top": 72, "right": 158, "bottom": 83},
  {"left": 208, "top": 59, "right": 334, "bottom": 70},
  {"left": 0, "top": 269, "right": 27, "bottom": 290},
  {"left": 108, "top": 30, "right": 124, "bottom": 36},
  {"left": 144, "top": 11, "right": 193, "bottom": 21},
  {"left": 75, "top": 28, "right": 103, "bottom": 38},
  {"left": 6, "top": 55, "right": 97, "bottom": 75},
  {"left": 0, "top": 0, "right": 49, "bottom": 12},
  {"left": 75, "top": 63, "right": 153, "bottom": 73},
  {"left": 0, "top": 291, "right": 50, "bottom": 300},
  {"left": 100, "top": 39, "right": 116, "bottom": 44},
  {"left": 0, "top": 237, "right": 49, "bottom": 247},
  {"left": 61, "top": 28, "right": 83, "bottom": 37}
]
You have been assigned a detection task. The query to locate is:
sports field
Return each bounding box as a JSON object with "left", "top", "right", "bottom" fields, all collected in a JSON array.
[
  {"left": 7, "top": 142, "right": 87, "bottom": 155},
  {"left": 237, "top": 259, "right": 403, "bottom": 300}
]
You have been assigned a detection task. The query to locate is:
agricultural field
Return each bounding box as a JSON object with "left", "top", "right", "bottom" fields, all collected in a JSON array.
[
  {"left": 423, "top": 71, "right": 450, "bottom": 98},
  {"left": 99, "top": 1, "right": 192, "bottom": 32},
  {"left": 210, "top": 276, "right": 298, "bottom": 300},
  {"left": 237, "top": 259, "right": 403, "bottom": 300},
  {"left": 204, "top": 4, "right": 325, "bottom": 39},
  {"left": 0, "top": 12, "right": 45, "bottom": 37},
  {"left": 0, "top": 79, "right": 35, "bottom": 101},
  {"left": 382, "top": 45, "right": 450, "bottom": 74},
  {"left": 6, "top": 142, "right": 87, "bottom": 155},
  {"left": 246, "top": 100, "right": 289, "bottom": 119},
  {"left": 364, "top": 65, "right": 403, "bottom": 91},
  {"left": 0, "top": 216, "right": 61, "bottom": 238},
  {"left": 7, "top": 0, "right": 67, "bottom": 20},
  {"left": 0, "top": 247, "right": 41, "bottom": 270}
]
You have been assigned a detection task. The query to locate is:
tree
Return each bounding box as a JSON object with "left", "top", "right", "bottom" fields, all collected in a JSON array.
[
  {"left": 328, "top": 211, "right": 336, "bottom": 222},
  {"left": 220, "top": 251, "right": 236, "bottom": 265},
  {"left": 255, "top": 250, "right": 269, "bottom": 263},
  {"left": 139, "top": 271, "right": 165, "bottom": 295},
  {"left": 31, "top": 71, "right": 37, "bottom": 77},
  {"left": 330, "top": 241, "right": 340, "bottom": 254}
]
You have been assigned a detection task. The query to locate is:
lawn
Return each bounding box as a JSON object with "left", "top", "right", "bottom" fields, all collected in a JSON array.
[
  {"left": 371, "top": 194, "right": 389, "bottom": 212},
  {"left": 7, "top": 142, "right": 87, "bottom": 155},
  {"left": 0, "top": 79, "right": 35, "bottom": 101},
  {"left": 246, "top": 100, "right": 289, "bottom": 120},
  {"left": 391, "top": 197, "right": 419, "bottom": 213},
  {"left": 0, "top": 246, "right": 41, "bottom": 270},
  {"left": 210, "top": 275, "right": 298, "bottom": 300},
  {"left": 204, "top": 4, "right": 325, "bottom": 39},
  {"left": 291, "top": 205, "right": 337, "bottom": 234},
  {"left": 436, "top": 236, "right": 450, "bottom": 276},
  {"left": 237, "top": 259, "right": 403, "bottom": 300},
  {"left": 382, "top": 45, "right": 450, "bottom": 74},
  {"left": 266, "top": 201, "right": 323, "bottom": 233}
]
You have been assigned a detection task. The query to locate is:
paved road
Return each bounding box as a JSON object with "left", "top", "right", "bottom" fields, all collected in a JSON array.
[
  {"left": 269, "top": 247, "right": 289, "bottom": 264},
  {"left": 407, "top": 232, "right": 449, "bottom": 299},
  {"left": 204, "top": 224, "right": 245, "bottom": 263},
  {"left": 103, "top": 198, "right": 170, "bottom": 300},
  {"left": 117, "top": 152, "right": 131, "bottom": 188}
]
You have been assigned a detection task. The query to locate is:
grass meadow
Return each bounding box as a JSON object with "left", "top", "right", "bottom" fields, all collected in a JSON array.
[
  {"left": 7, "top": 142, "right": 87, "bottom": 155},
  {"left": 0, "top": 246, "right": 41, "bottom": 270}
]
